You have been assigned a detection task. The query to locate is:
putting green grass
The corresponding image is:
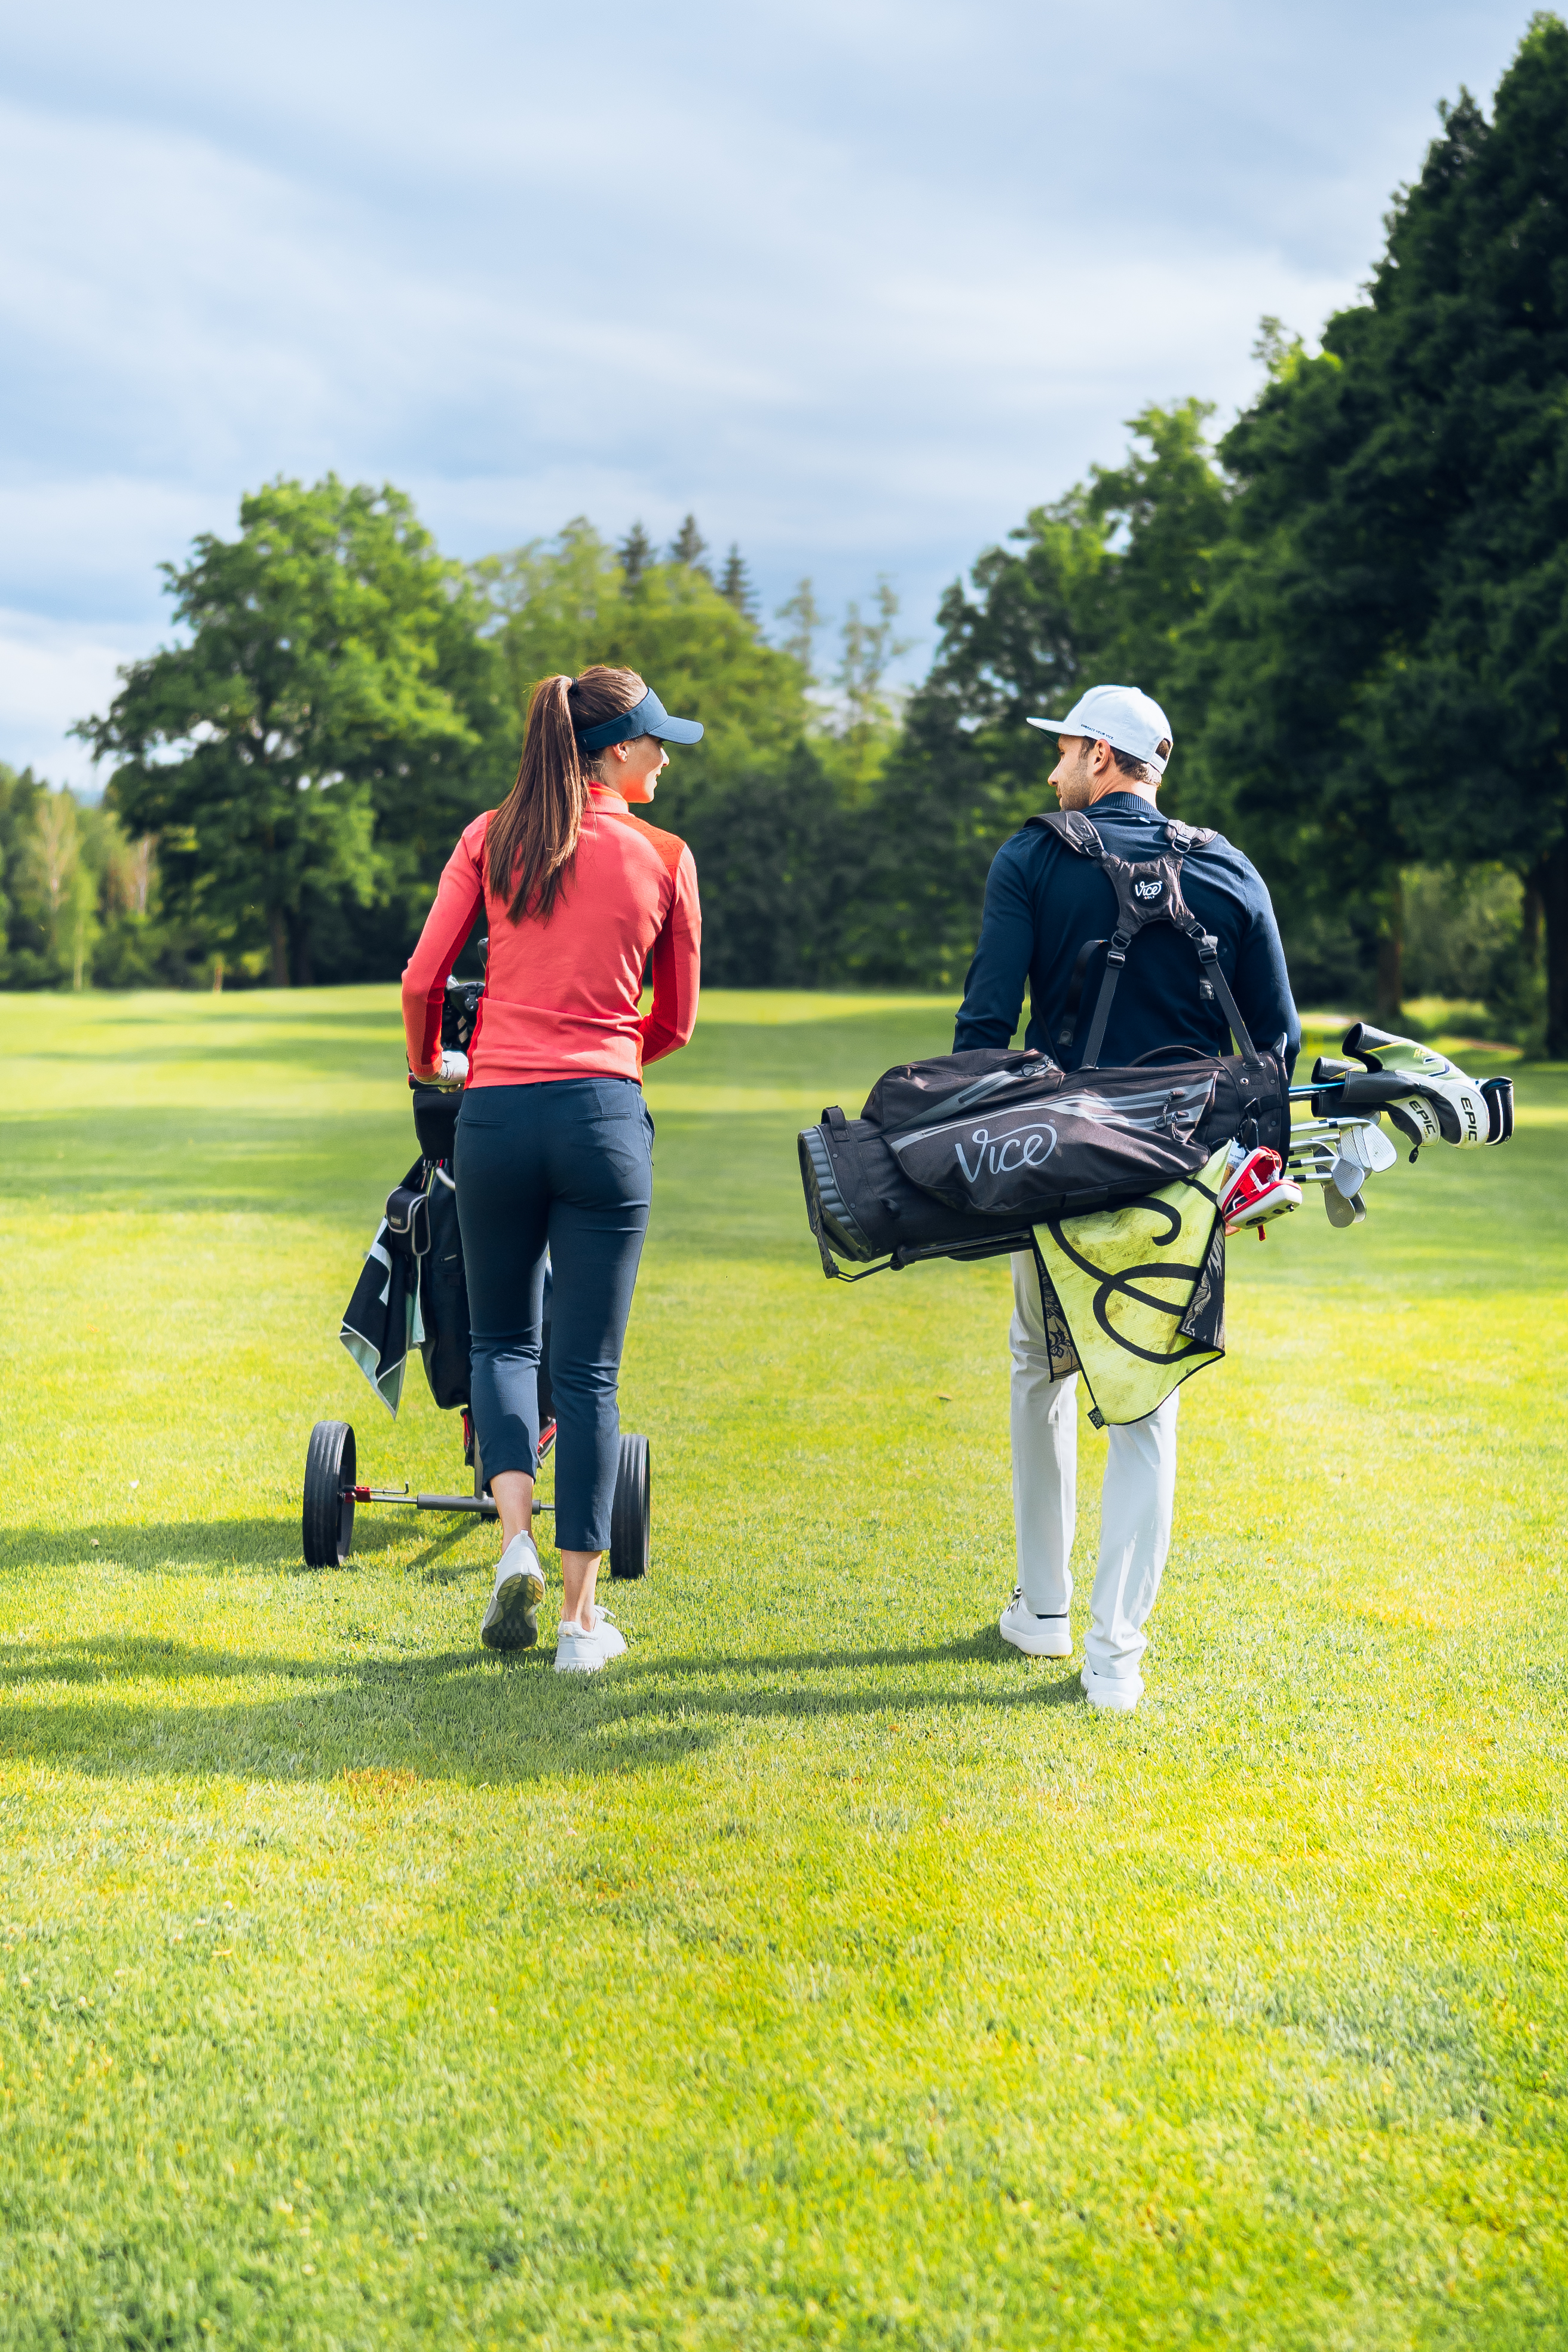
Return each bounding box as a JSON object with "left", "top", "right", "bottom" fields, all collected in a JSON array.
[{"left": 0, "top": 987, "right": 1564, "bottom": 2350}]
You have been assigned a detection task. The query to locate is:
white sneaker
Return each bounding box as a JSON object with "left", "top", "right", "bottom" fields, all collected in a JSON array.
[
  {"left": 999, "top": 1590, "right": 1073, "bottom": 1658},
  {"left": 1081, "top": 1664, "right": 1143, "bottom": 1713},
  {"left": 554, "top": 1608, "right": 627, "bottom": 1674},
  {"left": 480, "top": 1532, "right": 545, "bottom": 1652}
]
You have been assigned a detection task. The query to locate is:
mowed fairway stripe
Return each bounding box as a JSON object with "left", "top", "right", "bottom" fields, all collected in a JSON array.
[{"left": 0, "top": 986, "right": 1563, "bottom": 2349}]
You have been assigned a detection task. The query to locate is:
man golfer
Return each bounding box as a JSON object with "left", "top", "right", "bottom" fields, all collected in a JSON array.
[{"left": 953, "top": 685, "right": 1299, "bottom": 1712}]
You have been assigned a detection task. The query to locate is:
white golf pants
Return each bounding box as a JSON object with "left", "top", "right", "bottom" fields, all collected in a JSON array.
[{"left": 1009, "top": 1250, "right": 1180, "bottom": 1692}]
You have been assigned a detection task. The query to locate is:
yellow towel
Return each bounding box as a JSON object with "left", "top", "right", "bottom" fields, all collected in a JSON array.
[{"left": 1031, "top": 1146, "right": 1230, "bottom": 1426}]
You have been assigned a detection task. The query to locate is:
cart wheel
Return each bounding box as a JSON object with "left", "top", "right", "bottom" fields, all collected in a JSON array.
[
  {"left": 608, "top": 1433, "right": 650, "bottom": 1580},
  {"left": 303, "top": 1420, "right": 356, "bottom": 1567}
]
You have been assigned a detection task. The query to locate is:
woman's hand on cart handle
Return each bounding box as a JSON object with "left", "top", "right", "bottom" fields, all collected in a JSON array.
[{"left": 409, "top": 1049, "right": 468, "bottom": 1089}]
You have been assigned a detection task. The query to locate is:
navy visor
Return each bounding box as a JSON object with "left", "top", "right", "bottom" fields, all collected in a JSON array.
[{"left": 577, "top": 687, "right": 703, "bottom": 754}]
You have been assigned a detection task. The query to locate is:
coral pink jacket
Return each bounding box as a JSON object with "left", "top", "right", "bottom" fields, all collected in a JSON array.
[{"left": 401, "top": 786, "right": 701, "bottom": 1086}]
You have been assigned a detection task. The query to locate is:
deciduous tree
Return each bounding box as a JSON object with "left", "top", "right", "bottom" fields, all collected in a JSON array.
[
  {"left": 80, "top": 477, "right": 492, "bottom": 985},
  {"left": 847, "top": 403, "right": 1228, "bottom": 985}
]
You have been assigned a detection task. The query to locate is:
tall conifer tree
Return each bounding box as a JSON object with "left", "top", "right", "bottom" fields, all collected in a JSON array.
[
  {"left": 618, "top": 520, "right": 653, "bottom": 587},
  {"left": 1194, "top": 16, "right": 1568, "bottom": 1041},
  {"left": 719, "top": 544, "right": 755, "bottom": 618},
  {"left": 669, "top": 515, "right": 710, "bottom": 575}
]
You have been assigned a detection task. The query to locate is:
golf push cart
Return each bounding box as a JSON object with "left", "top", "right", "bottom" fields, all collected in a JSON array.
[{"left": 301, "top": 975, "right": 653, "bottom": 1578}]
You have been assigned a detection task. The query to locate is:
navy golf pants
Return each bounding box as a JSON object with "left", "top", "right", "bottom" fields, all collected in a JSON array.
[{"left": 455, "top": 1077, "right": 653, "bottom": 1554}]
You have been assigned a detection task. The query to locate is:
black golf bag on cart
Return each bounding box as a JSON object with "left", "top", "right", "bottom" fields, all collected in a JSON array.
[{"left": 302, "top": 974, "right": 653, "bottom": 1576}]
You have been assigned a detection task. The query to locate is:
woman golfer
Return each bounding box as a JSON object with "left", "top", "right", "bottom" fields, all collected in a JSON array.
[{"left": 402, "top": 666, "right": 702, "bottom": 1671}]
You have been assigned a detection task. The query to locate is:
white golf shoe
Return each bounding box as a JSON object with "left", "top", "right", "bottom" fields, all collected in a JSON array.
[
  {"left": 999, "top": 1590, "right": 1073, "bottom": 1658},
  {"left": 1080, "top": 1665, "right": 1143, "bottom": 1713},
  {"left": 480, "top": 1531, "right": 545, "bottom": 1652},
  {"left": 554, "top": 1608, "right": 627, "bottom": 1674}
]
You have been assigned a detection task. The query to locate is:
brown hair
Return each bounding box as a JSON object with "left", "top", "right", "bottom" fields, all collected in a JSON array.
[
  {"left": 1075, "top": 736, "right": 1168, "bottom": 791},
  {"left": 486, "top": 665, "right": 646, "bottom": 923},
  {"left": 1107, "top": 744, "right": 1163, "bottom": 788}
]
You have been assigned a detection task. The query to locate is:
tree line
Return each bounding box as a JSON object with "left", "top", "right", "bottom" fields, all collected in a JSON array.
[{"left": 7, "top": 16, "right": 1564, "bottom": 1048}]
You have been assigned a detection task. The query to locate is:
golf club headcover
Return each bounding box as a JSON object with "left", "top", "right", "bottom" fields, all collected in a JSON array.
[
  {"left": 442, "top": 975, "right": 485, "bottom": 1055},
  {"left": 1218, "top": 1147, "right": 1301, "bottom": 1233},
  {"left": 1478, "top": 1076, "right": 1514, "bottom": 1143},
  {"left": 1312, "top": 1025, "right": 1494, "bottom": 1149}
]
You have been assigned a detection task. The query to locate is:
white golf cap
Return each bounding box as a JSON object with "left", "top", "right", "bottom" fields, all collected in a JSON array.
[{"left": 1026, "top": 684, "right": 1174, "bottom": 774}]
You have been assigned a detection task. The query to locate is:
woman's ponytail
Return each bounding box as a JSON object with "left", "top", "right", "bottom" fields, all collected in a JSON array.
[{"left": 486, "top": 665, "right": 644, "bottom": 923}]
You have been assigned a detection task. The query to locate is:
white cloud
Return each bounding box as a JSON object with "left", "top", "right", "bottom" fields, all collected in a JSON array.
[
  {"left": 0, "top": 612, "right": 136, "bottom": 789},
  {"left": 0, "top": 0, "right": 1532, "bottom": 754}
]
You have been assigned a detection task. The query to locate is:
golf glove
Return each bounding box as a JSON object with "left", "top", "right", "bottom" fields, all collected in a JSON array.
[{"left": 414, "top": 1049, "right": 469, "bottom": 1089}]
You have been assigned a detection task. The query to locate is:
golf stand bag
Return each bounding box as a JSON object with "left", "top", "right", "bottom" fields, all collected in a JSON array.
[{"left": 798, "top": 811, "right": 1514, "bottom": 1425}]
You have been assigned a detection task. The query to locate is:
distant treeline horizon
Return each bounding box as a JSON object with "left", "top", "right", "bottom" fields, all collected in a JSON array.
[{"left": 4, "top": 17, "right": 1566, "bottom": 1052}]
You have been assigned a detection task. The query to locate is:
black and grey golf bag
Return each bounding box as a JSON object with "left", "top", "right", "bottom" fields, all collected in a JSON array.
[{"left": 800, "top": 810, "right": 1290, "bottom": 1278}]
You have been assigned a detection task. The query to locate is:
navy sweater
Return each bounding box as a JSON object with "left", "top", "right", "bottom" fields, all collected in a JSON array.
[{"left": 953, "top": 794, "right": 1300, "bottom": 1079}]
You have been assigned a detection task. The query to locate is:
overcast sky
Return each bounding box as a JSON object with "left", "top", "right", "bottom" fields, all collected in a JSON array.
[{"left": 0, "top": 0, "right": 1529, "bottom": 785}]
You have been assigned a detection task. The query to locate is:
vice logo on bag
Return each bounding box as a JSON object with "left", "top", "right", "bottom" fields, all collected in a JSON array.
[
  {"left": 889, "top": 1073, "right": 1221, "bottom": 1218},
  {"left": 1133, "top": 878, "right": 1163, "bottom": 902},
  {"left": 953, "top": 1120, "right": 1059, "bottom": 1185}
]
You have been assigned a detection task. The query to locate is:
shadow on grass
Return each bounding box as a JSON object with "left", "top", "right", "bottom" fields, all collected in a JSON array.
[
  {"left": 0, "top": 1624, "right": 1082, "bottom": 1790},
  {"left": 410, "top": 1521, "right": 491, "bottom": 1579},
  {"left": 0, "top": 1517, "right": 408, "bottom": 1574},
  {"left": 618, "top": 1631, "right": 1007, "bottom": 1673}
]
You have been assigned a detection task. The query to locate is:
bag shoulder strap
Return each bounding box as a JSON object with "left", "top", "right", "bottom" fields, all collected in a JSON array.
[
  {"left": 1026, "top": 808, "right": 1105, "bottom": 859},
  {"left": 1024, "top": 808, "right": 1257, "bottom": 1070},
  {"left": 1025, "top": 810, "right": 1217, "bottom": 856},
  {"left": 1150, "top": 823, "right": 1261, "bottom": 1071},
  {"left": 1024, "top": 813, "right": 1112, "bottom": 1054}
]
